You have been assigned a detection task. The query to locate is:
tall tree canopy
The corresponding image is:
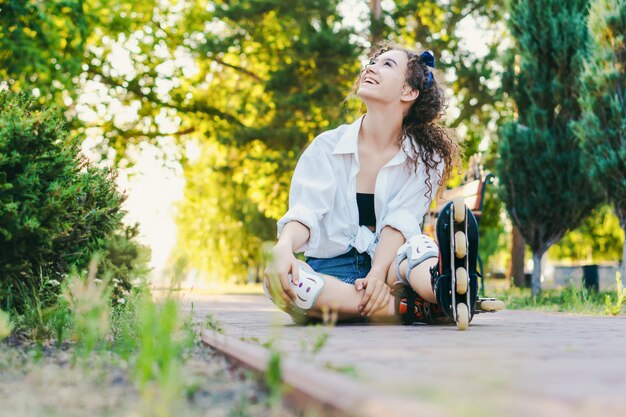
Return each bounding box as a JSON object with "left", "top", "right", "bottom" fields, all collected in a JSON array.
[
  {"left": 572, "top": 0, "right": 626, "bottom": 279},
  {"left": 497, "top": 0, "right": 599, "bottom": 297},
  {"left": 1, "top": 0, "right": 515, "bottom": 282}
]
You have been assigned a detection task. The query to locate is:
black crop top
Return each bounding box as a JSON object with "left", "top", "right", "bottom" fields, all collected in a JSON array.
[{"left": 356, "top": 193, "right": 376, "bottom": 227}]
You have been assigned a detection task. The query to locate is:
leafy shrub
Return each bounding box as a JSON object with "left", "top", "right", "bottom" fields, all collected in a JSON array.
[
  {"left": 605, "top": 272, "right": 625, "bottom": 316},
  {"left": 97, "top": 224, "right": 151, "bottom": 305},
  {"left": 0, "top": 309, "right": 11, "bottom": 341},
  {"left": 0, "top": 92, "right": 126, "bottom": 313},
  {"left": 63, "top": 259, "right": 112, "bottom": 357}
]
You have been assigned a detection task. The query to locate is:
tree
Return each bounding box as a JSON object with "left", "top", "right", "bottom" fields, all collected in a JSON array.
[
  {"left": 378, "top": 1, "right": 512, "bottom": 273},
  {"left": 572, "top": 0, "right": 626, "bottom": 279},
  {"left": 171, "top": 1, "right": 362, "bottom": 279},
  {"left": 174, "top": 141, "right": 276, "bottom": 282},
  {"left": 508, "top": 226, "right": 526, "bottom": 286},
  {"left": 549, "top": 205, "right": 625, "bottom": 263},
  {"left": 497, "top": 0, "right": 599, "bottom": 297},
  {"left": 173, "top": 0, "right": 511, "bottom": 281},
  {"left": 371, "top": 0, "right": 507, "bottom": 156},
  {"left": 0, "top": 1, "right": 515, "bottom": 282},
  {"left": 0, "top": 0, "right": 88, "bottom": 99},
  {"left": 0, "top": 93, "right": 126, "bottom": 312}
]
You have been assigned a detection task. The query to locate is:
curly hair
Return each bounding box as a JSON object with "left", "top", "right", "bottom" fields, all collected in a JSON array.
[{"left": 351, "top": 43, "right": 461, "bottom": 202}]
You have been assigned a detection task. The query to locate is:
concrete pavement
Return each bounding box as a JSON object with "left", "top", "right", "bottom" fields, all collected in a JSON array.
[{"left": 184, "top": 293, "right": 626, "bottom": 417}]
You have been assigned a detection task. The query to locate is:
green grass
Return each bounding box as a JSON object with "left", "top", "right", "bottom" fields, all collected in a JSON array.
[
  {"left": 0, "top": 309, "right": 11, "bottom": 342},
  {"left": 493, "top": 285, "right": 622, "bottom": 315},
  {"left": 205, "top": 313, "right": 224, "bottom": 333},
  {"left": 324, "top": 362, "right": 359, "bottom": 378},
  {"left": 604, "top": 272, "right": 625, "bottom": 315}
]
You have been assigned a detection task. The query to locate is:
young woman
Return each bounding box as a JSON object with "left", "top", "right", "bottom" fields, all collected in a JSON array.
[{"left": 264, "top": 43, "right": 479, "bottom": 328}]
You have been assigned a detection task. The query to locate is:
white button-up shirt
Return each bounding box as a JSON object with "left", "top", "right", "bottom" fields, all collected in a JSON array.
[{"left": 277, "top": 115, "right": 443, "bottom": 259}]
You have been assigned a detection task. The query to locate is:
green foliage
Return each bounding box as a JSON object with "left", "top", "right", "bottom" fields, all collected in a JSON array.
[
  {"left": 0, "top": 309, "right": 11, "bottom": 341},
  {"left": 496, "top": 285, "right": 610, "bottom": 315},
  {"left": 205, "top": 313, "right": 224, "bottom": 334},
  {"left": 605, "top": 272, "right": 625, "bottom": 315},
  {"left": 51, "top": 295, "right": 71, "bottom": 350},
  {"left": 550, "top": 205, "right": 625, "bottom": 262},
  {"left": 324, "top": 362, "right": 359, "bottom": 377},
  {"left": 175, "top": 141, "right": 277, "bottom": 282},
  {"left": 63, "top": 259, "right": 112, "bottom": 358},
  {"left": 572, "top": 0, "right": 626, "bottom": 277},
  {"left": 0, "top": 92, "right": 126, "bottom": 313},
  {"left": 265, "top": 349, "right": 284, "bottom": 411},
  {"left": 384, "top": 0, "right": 508, "bottom": 157},
  {"left": 97, "top": 224, "right": 152, "bottom": 305},
  {"left": 0, "top": 1, "right": 513, "bottom": 283},
  {"left": 497, "top": 0, "right": 599, "bottom": 296},
  {"left": 300, "top": 324, "right": 330, "bottom": 356},
  {"left": 478, "top": 186, "right": 509, "bottom": 272},
  {"left": 135, "top": 298, "right": 183, "bottom": 387},
  {"left": 10, "top": 273, "right": 74, "bottom": 342},
  {"left": 171, "top": 1, "right": 362, "bottom": 281},
  {"left": 0, "top": 0, "right": 88, "bottom": 100},
  {"left": 109, "top": 289, "right": 143, "bottom": 360},
  {"left": 173, "top": 1, "right": 509, "bottom": 281}
]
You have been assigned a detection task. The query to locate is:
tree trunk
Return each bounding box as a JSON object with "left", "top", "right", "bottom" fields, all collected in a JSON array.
[
  {"left": 615, "top": 201, "right": 626, "bottom": 282},
  {"left": 620, "top": 234, "right": 626, "bottom": 282},
  {"left": 531, "top": 252, "right": 543, "bottom": 298},
  {"left": 369, "top": 0, "right": 384, "bottom": 48},
  {"left": 370, "top": 0, "right": 382, "bottom": 18},
  {"left": 508, "top": 225, "right": 526, "bottom": 287}
]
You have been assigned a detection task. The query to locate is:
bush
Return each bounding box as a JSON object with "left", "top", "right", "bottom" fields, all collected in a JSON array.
[
  {"left": 97, "top": 223, "right": 152, "bottom": 305},
  {"left": 0, "top": 92, "right": 126, "bottom": 313}
]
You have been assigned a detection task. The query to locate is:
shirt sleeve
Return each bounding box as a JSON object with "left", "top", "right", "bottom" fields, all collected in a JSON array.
[
  {"left": 380, "top": 158, "right": 444, "bottom": 240},
  {"left": 277, "top": 142, "right": 336, "bottom": 253}
]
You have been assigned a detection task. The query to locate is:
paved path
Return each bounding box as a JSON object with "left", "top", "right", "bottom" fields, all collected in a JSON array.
[{"left": 183, "top": 293, "right": 626, "bottom": 417}]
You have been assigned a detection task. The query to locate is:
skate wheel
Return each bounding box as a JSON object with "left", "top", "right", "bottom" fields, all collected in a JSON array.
[
  {"left": 456, "top": 303, "right": 469, "bottom": 331},
  {"left": 454, "top": 231, "right": 467, "bottom": 258},
  {"left": 479, "top": 299, "right": 506, "bottom": 311},
  {"left": 455, "top": 267, "right": 468, "bottom": 295},
  {"left": 453, "top": 197, "right": 466, "bottom": 223}
]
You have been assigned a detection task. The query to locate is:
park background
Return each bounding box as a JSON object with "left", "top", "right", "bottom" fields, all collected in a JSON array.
[
  {"left": 1, "top": 1, "right": 626, "bottom": 416},
  {"left": 1, "top": 0, "right": 625, "bottom": 297}
]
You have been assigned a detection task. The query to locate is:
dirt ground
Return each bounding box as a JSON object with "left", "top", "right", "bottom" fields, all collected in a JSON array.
[{"left": 0, "top": 337, "right": 303, "bottom": 417}]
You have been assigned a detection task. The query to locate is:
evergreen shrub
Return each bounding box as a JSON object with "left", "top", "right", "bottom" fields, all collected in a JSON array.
[{"left": 0, "top": 92, "right": 145, "bottom": 313}]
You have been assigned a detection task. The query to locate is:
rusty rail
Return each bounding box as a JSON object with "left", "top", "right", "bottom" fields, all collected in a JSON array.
[{"left": 201, "top": 329, "right": 451, "bottom": 417}]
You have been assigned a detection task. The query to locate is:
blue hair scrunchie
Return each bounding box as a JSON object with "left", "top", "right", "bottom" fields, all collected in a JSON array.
[{"left": 419, "top": 50, "right": 435, "bottom": 88}]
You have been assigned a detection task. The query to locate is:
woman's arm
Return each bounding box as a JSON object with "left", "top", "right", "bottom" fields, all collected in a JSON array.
[
  {"left": 370, "top": 225, "right": 405, "bottom": 278},
  {"left": 276, "top": 143, "right": 336, "bottom": 254},
  {"left": 265, "top": 220, "right": 311, "bottom": 305},
  {"left": 276, "top": 220, "right": 310, "bottom": 252},
  {"left": 355, "top": 225, "right": 404, "bottom": 316}
]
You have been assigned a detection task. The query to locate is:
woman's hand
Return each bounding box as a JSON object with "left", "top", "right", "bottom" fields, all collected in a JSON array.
[
  {"left": 264, "top": 242, "right": 300, "bottom": 307},
  {"left": 355, "top": 269, "right": 391, "bottom": 317}
]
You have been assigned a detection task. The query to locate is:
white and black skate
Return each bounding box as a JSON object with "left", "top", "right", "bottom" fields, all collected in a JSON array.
[{"left": 433, "top": 197, "right": 480, "bottom": 330}]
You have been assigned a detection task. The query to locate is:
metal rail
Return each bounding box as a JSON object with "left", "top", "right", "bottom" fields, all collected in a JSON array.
[{"left": 201, "top": 329, "right": 451, "bottom": 417}]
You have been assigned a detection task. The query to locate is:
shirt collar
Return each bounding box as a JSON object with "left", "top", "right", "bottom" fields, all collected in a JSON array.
[
  {"left": 332, "top": 115, "right": 363, "bottom": 155},
  {"left": 332, "top": 114, "right": 418, "bottom": 164}
]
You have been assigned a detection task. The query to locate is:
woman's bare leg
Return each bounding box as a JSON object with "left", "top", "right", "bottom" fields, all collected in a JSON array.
[
  {"left": 386, "top": 258, "right": 438, "bottom": 304},
  {"left": 285, "top": 261, "right": 395, "bottom": 321}
]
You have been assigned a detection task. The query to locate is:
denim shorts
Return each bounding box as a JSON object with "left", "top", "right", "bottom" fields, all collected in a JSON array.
[{"left": 305, "top": 247, "right": 372, "bottom": 285}]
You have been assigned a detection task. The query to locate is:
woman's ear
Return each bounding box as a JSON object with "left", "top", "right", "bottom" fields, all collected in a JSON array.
[{"left": 401, "top": 86, "right": 419, "bottom": 102}]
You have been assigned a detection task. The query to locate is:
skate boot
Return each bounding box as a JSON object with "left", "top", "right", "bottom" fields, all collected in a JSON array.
[
  {"left": 392, "top": 283, "right": 453, "bottom": 325},
  {"left": 433, "top": 197, "right": 480, "bottom": 330},
  {"left": 392, "top": 234, "right": 453, "bottom": 325}
]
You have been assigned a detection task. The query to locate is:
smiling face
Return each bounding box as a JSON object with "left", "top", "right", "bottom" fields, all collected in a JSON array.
[
  {"left": 356, "top": 49, "right": 415, "bottom": 106},
  {"left": 291, "top": 268, "right": 325, "bottom": 310}
]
